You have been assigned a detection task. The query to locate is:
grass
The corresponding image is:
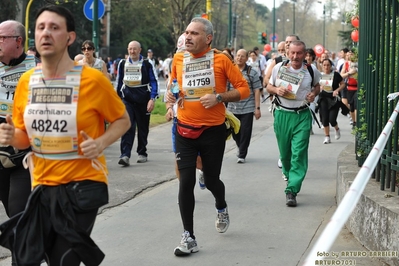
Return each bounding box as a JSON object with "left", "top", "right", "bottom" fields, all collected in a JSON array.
[{"left": 150, "top": 96, "right": 169, "bottom": 127}]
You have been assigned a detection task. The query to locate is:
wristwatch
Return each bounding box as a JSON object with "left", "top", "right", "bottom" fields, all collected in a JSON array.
[{"left": 216, "top": 94, "right": 223, "bottom": 103}]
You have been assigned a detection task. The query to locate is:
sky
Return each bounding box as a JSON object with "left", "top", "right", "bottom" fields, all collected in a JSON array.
[
  {"left": 255, "top": 0, "right": 324, "bottom": 17},
  {"left": 255, "top": 0, "right": 283, "bottom": 10}
]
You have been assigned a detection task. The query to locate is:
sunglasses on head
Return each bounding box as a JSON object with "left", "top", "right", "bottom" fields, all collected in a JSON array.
[{"left": 81, "top": 47, "right": 94, "bottom": 51}]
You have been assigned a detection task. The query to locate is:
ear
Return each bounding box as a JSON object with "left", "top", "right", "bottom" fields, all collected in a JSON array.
[
  {"left": 66, "top": 32, "right": 76, "bottom": 46},
  {"left": 205, "top": 34, "right": 213, "bottom": 46}
]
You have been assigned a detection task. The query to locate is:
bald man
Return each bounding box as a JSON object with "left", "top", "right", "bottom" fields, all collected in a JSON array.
[
  {"left": 227, "top": 49, "right": 262, "bottom": 163},
  {"left": 263, "top": 35, "right": 300, "bottom": 88},
  {"left": 116, "top": 40, "right": 158, "bottom": 166}
]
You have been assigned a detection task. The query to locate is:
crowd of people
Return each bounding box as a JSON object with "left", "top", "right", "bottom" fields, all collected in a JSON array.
[{"left": 0, "top": 5, "right": 358, "bottom": 263}]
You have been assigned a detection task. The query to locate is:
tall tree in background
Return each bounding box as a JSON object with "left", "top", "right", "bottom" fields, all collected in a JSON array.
[
  {"left": 170, "top": 0, "right": 205, "bottom": 43},
  {"left": 0, "top": 0, "right": 19, "bottom": 21}
]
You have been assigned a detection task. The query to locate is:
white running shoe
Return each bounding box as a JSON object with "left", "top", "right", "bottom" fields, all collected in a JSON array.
[
  {"left": 277, "top": 158, "right": 282, "bottom": 168},
  {"left": 323, "top": 136, "right": 331, "bottom": 144},
  {"left": 174, "top": 231, "right": 199, "bottom": 256},
  {"left": 237, "top": 158, "right": 245, "bottom": 164},
  {"left": 198, "top": 170, "right": 206, "bottom": 190},
  {"left": 335, "top": 129, "right": 341, "bottom": 140},
  {"left": 215, "top": 207, "right": 230, "bottom": 233},
  {"left": 282, "top": 174, "right": 288, "bottom": 181}
]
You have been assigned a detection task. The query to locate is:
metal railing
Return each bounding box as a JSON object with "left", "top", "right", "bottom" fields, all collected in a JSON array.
[
  {"left": 357, "top": 0, "right": 399, "bottom": 193},
  {"left": 303, "top": 93, "right": 399, "bottom": 265}
]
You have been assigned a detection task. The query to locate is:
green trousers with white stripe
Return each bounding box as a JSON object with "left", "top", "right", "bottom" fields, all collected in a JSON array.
[{"left": 274, "top": 108, "right": 312, "bottom": 196}]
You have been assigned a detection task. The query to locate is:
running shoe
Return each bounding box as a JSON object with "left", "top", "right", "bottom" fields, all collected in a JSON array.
[
  {"left": 198, "top": 170, "right": 206, "bottom": 190},
  {"left": 174, "top": 231, "right": 199, "bottom": 256},
  {"left": 323, "top": 136, "right": 331, "bottom": 144},
  {"left": 215, "top": 207, "right": 230, "bottom": 233},
  {"left": 335, "top": 129, "right": 341, "bottom": 140},
  {"left": 277, "top": 158, "right": 282, "bottom": 168},
  {"left": 118, "top": 156, "right": 130, "bottom": 166}
]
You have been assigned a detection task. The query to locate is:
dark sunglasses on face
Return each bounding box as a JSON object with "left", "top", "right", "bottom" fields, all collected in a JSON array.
[{"left": 81, "top": 47, "right": 94, "bottom": 51}]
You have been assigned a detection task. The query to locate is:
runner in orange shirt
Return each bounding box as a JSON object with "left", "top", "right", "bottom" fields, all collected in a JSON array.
[
  {"left": 166, "top": 17, "right": 250, "bottom": 256},
  {"left": 0, "top": 5, "right": 130, "bottom": 266}
]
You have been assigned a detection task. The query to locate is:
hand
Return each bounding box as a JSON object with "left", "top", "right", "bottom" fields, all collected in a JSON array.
[
  {"left": 276, "top": 86, "right": 288, "bottom": 97},
  {"left": 0, "top": 115, "right": 15, "bottom": 146},
  {"left": 199, "top": 94, "right": 218, "bottom": 109},
  {"left": 165, "top": 90, "right": 177, "bottom": 104},
  {"left": 147, "top": 99, "right": 155, "bottom": 113},
  {"left": 165, "top": 108, "right": 173, "bottom": 121},
  {"left": 80, "top": 131, "right": 102, "bottom": 159},
  {"left": 254, "top": 109, "right": 261, "bottom": 120},
  {"left": 306, "top": 92, "right": 316, "bottom": 103}
]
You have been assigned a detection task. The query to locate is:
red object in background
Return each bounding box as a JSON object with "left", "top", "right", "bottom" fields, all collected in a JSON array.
[
  {"left": 201, "top": 13, "right": 209, "bottom": 20},
  {"left": 264, "top": 44, "right": 272, "bottom": 52},
  {"left": 313, "top": 44, "right": 325, "bottom": 57},
  {"left": 351, "top": 30, "right": 359, "bottom": 42},
  {"left": 351, "top": 16, "right": 359, "bottom": 28}
]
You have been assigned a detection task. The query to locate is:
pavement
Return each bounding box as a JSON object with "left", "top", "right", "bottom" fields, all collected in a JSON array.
[{"left": 0, "top": 93, "right": 389, "bottom": 265}]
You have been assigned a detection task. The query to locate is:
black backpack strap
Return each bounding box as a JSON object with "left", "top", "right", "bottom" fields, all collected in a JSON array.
[
  {"left": 245, "top": 65, "right": 253, "bottom": 88},
  {"left": 306, "top": 63, "right": 315, "bottom": 87},
  {"left": 275, "top": 55, "right": 283, "bottom": 64}
]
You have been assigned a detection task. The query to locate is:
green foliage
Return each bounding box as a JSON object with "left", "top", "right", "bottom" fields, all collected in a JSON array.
[
  {"left": 366, "top": 54, "right": 376, "bottom": 72},
  {"left": 0, "top": 0, "right": 19, "bottom": 21},
  {"left": 151, "top": 97, "right": 167, "bottom": 115},
  {"left": 27, "top": 0, "right": 104, "bottom": 57},
  {"left": 150, "top": 97, "right": 168, "bottom": 127},
  {"left": 337, "top": 29, "right": 353, "bottom": 48}
]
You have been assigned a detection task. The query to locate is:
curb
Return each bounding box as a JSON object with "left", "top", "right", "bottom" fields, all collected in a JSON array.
[{"left": 337, "top": 143, "right": 399, "bottom": 266}]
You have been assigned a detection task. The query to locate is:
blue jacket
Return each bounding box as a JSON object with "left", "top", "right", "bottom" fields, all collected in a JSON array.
[{"left": 116, "top": 55, "right": 158, "bottom": 100}]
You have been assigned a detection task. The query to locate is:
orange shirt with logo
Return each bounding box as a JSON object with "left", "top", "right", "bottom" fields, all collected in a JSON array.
[{"left": 13, "top": 66, "right": 126, "bottom": 187}]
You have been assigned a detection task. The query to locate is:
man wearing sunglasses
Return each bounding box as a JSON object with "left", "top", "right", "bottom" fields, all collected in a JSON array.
[{"left": 0, "top": 19, "right": 38, "bottom": 264}]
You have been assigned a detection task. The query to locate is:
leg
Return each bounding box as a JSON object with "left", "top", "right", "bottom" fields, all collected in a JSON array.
[
  {"left": 8, "top": 165, "right": 31, "bottom": 217},
  {"left": 0, "top": 168, "right": 11, "bottom": 216},
  {"left": 232, "top": 114, "right": 242, "bottom": 153},
  {"left": 175, "top": 133, "right": 199, "bottom": 238},
  {"left": 135, "top": 103, "right": 150, "bottom": 157},
  {"left": 285, "top": 111, "right": 312, "bottom": 196},
  {"left": 199, "top": 124, "right": 227, "bottom": 210},
  {"left": 319, "top": 99, "right": 331, "bottom": 141},
  {"left": 236, "top": 113, "right": 254, "bottom": 160},
  {"left": 120, "top": 101, "right": 136, "bottom": 158},
  {"left": 274, "top": 110, "right": 292, "bottom": 179},
  {"left": 46, "top": 209, "right": 98, "bottom": 266}
]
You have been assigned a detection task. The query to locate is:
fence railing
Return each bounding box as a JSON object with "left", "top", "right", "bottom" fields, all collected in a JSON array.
[
  {"left": 357, "top": 0, "right": 399, "bottom": 193},
  {"left": 303, "top": 93, "right": 399, "bottom": 265}
]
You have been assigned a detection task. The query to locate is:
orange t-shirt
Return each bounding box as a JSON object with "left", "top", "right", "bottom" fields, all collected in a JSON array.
[
  {"left": 171, "top": 48, "right": 250, "bottom": 126},
  {"left": 13, "top": 65, "right": 126, "bottom": 187}
]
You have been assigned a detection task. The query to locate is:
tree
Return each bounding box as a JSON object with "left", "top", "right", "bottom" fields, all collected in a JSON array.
[
  {"left": 0, "top": 0, "right": 19, "bottom": 22},
  {"left": 169, "top": 0, "right": 205, "bottom": 43}
]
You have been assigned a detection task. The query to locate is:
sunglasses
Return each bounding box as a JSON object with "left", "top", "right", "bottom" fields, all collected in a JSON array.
[{"left": 81, "top": 47, "right": 94, "bottom": 51}]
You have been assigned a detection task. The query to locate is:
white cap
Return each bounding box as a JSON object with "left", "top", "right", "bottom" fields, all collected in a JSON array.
[{"left": 176, "top": 33, "right": 186, "bottom": 52}]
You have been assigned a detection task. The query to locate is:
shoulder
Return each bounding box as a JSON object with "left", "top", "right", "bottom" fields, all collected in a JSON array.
[
  {"left": 213, "top": 49, "right": 234, "bottom": 63},
  {"left": 19, "top": 67, "right": 35, "bottom": 82}
]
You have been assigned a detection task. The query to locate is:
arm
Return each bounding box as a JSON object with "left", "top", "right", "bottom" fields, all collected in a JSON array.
[
  {"left": 80, "top": 111, "right": 131, "bottom": 159},
  {"left": 0, "top": 115, "right": 30, "bottom": 149},
  {"left": 263, "top": 59, "right": 276, "bottom": 87},
  {"left": 116, "top": 60, "right": 125, "bottom": 98},
  {"left": 148, "top": 63, "right": 158, "bottom": 99},
  {"left": 254, "top": 89, "right": 261, "bottom": 120},
  {"left": 101, "top": 60, "right": 110, "bottom": 80},
  {"left": 147, "top": 63, "right": 158, "bottom": 112}
]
